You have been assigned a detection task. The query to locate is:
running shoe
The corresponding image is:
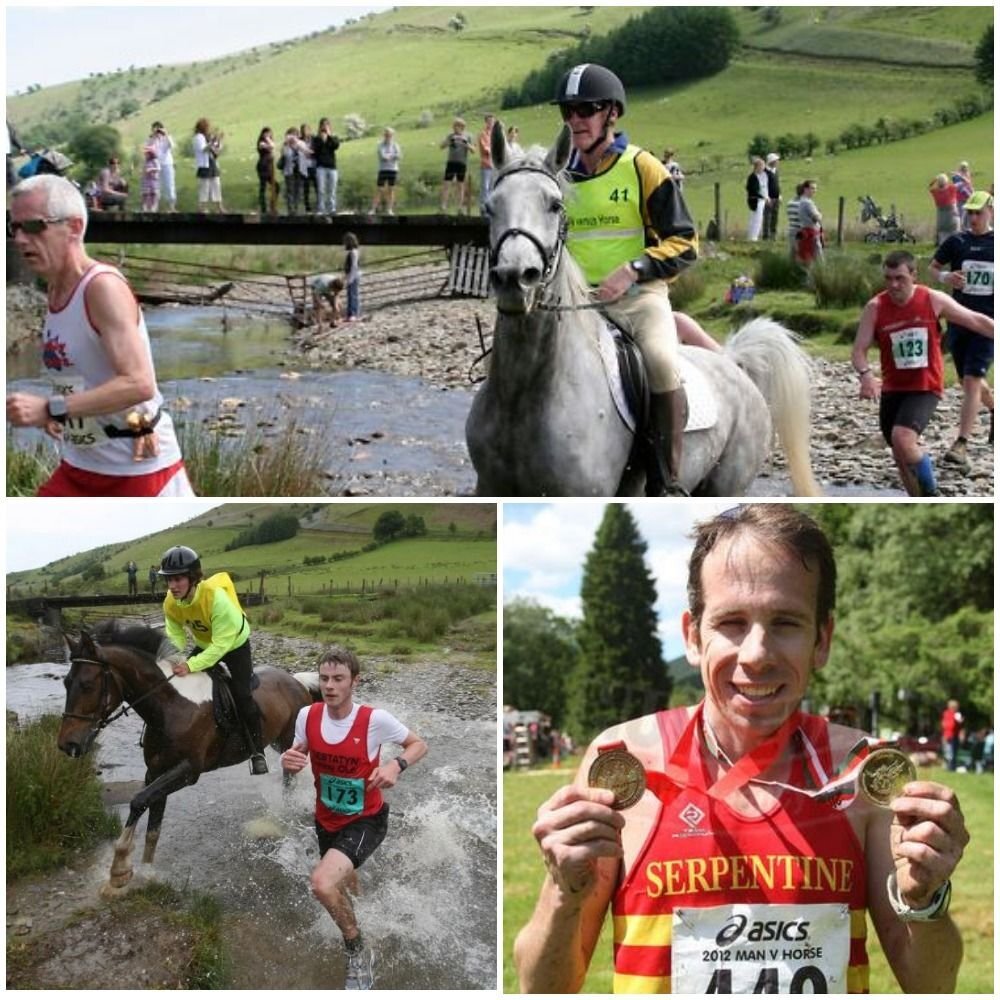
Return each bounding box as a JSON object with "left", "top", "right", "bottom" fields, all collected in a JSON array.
[
  {"left": 942, "top": 438, "right": 971, "bottom": 472},
  {"left": 345, "top": 943, "right": 375, "bottom": 990}
]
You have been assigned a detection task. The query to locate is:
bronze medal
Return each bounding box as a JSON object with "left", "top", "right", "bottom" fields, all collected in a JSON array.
[
  {"left": 588, "top": 745, "right": 646, "bottom": 810},
  {"left": 859, "top": 748, "right": 916, "bottom": 807}
]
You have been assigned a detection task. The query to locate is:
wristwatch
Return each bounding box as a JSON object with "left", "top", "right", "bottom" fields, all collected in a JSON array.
[
  {"left": 47, "top": 396, "right": 68, "bottom": 424},
  {"left": 886, "top": 872, "right": 951, "bottom": 921},
  {"left": 629, "top": 257, "right": 646, "bottom": 280},
  {"left": 396, "top": 756, "right": 408, "bottom": 773}
]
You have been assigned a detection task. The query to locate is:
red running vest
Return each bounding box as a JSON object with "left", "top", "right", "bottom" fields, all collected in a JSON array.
[
  {"left": 306, "top": 702, "right": 384, "bottom": 832},
  {"left": 611, "top": 706, "right": 869, "bottom": 994},
  {"left": 873, "top": 285, "right": 944, "bottom": 395}
]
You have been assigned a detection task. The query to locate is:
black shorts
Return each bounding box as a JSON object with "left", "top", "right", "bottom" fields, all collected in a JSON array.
[
  {"left": 376, "top": 170, "right": 398, "bottom": 187},
  {"left": 444, "top": 162, "right": 467, "bottom": 182},
  {"left": 946, "top": 325, "right": 994, "bottom": 379},
  {"left": 879, "top": 391, "right": 939, "bottom": 444},
  {"left": 316, "top": 803, "right": 389, "bottom": 869}
]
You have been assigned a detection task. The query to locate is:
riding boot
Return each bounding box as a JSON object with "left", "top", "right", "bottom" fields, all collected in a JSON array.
[
  {"left": 646, "top": 389, "right": 689, "bottom": 497},
  {"left": 242, "top": 708, "right": 269, "bottom": 775}
]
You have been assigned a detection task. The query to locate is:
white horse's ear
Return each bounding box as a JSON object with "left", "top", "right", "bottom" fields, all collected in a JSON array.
[
  {"left": 491, "top": 119, "right": 508, "bottom": 170},
  {"left": 546, "top": 124, "right": 573, "bottom": 175}
]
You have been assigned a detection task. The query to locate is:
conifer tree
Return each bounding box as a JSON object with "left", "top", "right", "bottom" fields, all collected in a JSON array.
[{"left": 569, "top": 505, "right": 669, "bottom": 738}]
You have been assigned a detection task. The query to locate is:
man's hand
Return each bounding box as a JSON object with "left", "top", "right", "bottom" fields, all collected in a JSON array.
[
  {"left": 533, "top": 784, "right": 625, "bottom": 896},
  {"left": 7, "top": 392, "right": 50, "bottom": 428},
  {"left": 171, "top": 660, "right": 191, "bottom": 677},
  {"left": 858, "top": 371, "right": 881, "bottom": 401},
  {"left": 889, "top": 781, "right": 969, "bottom": 908},
  {"left": 596, "top": 263, "right": 638, "bottom": 303},
  {"left": 368, "top": 763, "right": 402, "bottom": 790},
  {"left": 281, "top": 740, "right": 309, "bottom": 774}
]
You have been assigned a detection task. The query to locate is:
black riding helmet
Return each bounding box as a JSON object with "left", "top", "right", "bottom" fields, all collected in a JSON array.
[
  {"left": 158, "top": 545, "right": 201, "bottom": 578},
  {"left": 552, "top": 63, "right": 627, "bottom": 118}
]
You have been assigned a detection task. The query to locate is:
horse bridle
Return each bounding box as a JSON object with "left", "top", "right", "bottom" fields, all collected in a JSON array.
[
  {"left": 488, "top": 163, "right": 569, "bottom": 303},
  {"left": 63, "top": 653, "right": 174, "bottom": 731}
]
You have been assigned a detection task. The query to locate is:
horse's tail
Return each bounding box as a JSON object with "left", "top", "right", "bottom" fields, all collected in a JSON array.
[
  {"left": 724, "top": 317, "right": 822, "bottom": 497},
  {"left": 293, "top": 671, "right": 323, "bottom": 703}
]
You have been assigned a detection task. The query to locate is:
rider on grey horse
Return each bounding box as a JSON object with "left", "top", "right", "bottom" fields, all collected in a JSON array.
[{"left": 553, "top": 63, "right": 698, "bottom": 496}]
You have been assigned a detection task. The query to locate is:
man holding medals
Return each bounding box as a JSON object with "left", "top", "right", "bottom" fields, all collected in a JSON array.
[
  {"left": 281, "top": 647, "right": 427, "bottom": 990},
  {"left": 515, "top": 505, "right": 969, "bottom": 994}
]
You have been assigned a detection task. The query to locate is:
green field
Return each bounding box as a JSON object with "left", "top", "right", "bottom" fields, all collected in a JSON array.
[
  {"left": 7, "top": 6, "right": 992, "bottom": 228},
  {"left": 503, "top": 761, "right": 994, "bottom": 994}
]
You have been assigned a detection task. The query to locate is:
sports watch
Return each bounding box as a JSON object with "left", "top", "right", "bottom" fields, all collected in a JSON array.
[
  {"left": 396, "top": 756, "right": 408, "bottom": 773},
  {"left": 886, "top": 872, "right": 951, "bottom": 921},
  {"left": 629, "top": 257, "right": 647, "bottom": 280},
  {"left": 47, "top": 396, "right": 69, "bottom": 424}
]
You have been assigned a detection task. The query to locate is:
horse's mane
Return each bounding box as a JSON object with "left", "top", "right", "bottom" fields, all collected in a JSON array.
[
  {"left": 89, "top": 618, "right": 175, "bottom": 662},
  {"left": 495, "top": 146, "right": 593, "bottom": 311}
]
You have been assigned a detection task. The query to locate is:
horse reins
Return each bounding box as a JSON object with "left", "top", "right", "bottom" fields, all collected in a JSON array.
[{"left": 63, "top": 655, "right": 177, "bottom": 731}]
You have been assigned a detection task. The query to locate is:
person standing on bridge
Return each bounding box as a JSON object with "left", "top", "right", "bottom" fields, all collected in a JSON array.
[
  {"left": 6, "top": 174, "right": 193, "bottom": 496},
  {"left": 281, "top": 645, "right": 428, "bottom": 989},
  {"left": 314, "top": 117, "right": 341, "bottom": 216},
  {"left": 193, "top": 118, "right": 224, "bottom": 214},
  {"left": 147, "top": 121, "right": 176, "bottom": 212},
  {"left": 440, "top": 117, "right": 473, "bottom": 214},
  {"left": 149, "top": 564, "right": 159, "bottom": 596},
  {"left": 552, "top": 63, "right": 698, "bottom": 496},
  {"left": 159, "top": 544, "right": 269, "bottom": 775},
  {"left": 126, "top": 559, "right": 138, "bottom": 596}
]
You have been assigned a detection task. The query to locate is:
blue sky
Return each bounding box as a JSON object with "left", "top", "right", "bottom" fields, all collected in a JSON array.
[
  {"left": 6, "top": 4, "right": 384, "bottom": 94},
  {"left": 5, "top": 499, "right": 222, "bottom": 571},
  {"left": 503, "top": 501, "right": 736, "bottom": 662}
]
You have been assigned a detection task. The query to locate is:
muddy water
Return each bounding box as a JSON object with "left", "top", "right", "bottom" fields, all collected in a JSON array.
[{"left": 7, "top": 660, "right": 497, "bottom": 990}]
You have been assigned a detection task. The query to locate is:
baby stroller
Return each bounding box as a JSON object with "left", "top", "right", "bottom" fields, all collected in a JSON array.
[{"left": 858, "top": 194, "right": 916, "bottom": 244}]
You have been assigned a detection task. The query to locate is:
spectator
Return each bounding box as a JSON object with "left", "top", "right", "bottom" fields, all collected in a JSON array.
[
  {"left": 343, "top": 232, "right": 361, "bottom": 322},
  {"left": 505, "top": 126, "right": 524, "bottom": 159},
  {"left": 929, "top": 173, "right": 960, "bottom": 247},
  {"left": 952, "top": 161, "right": 973, "bottom": 223},
  {"left": 941, "top": 699, "right": 964, "bottom": 771},
  {"left": 149, "top": 564, "right": 159, "bottom": 595},
  {"left": 796, "top": 179, "right": 824, "bottom": 264},
  {"left": 309, "top": 273, "right": 343, "bottom": 333},
  {"left": 140, "top": 145, "right": 160, "bottom": 212},
  {"left": 477, "top": 113, "right": 497, "bottom": 214},
  {"left": 786, "top": 181, "right": 804, "bottom": 259},
  {"left": 299, "top": 122, "right": 318, "bottom": 213},
  {"left": 6, "top": 119, "right": 27, "bottom": 189},
  {"left": 126, "top": 560, "right": 138, "bottom": 596},
  {"left": 763, "top": 152, "right": 781, "bottom": 240},
  {"left": 148, "top": 121, "right": 176, "bottom": 211},
  {"left": 192, "top": 118, "right": 224, "bottom": 214},
  {"left": 256, "top": 127, "right": 278, "bottom": 215},
  {"left": 280, "top": 127, "right": 306, "bottom": 215},
  {"left": 745, "top": 156, "right": 768, "bottom": 241},
  {"left": 314, "top": 117, "right": 341, "bottom": 215},
  {"left": 439, "top": 117, "right": 473, "bottom": 214},
  {"left": 661, "top": 148, "right": 684, "bottom": 189},
  {"left": 96, "top": 156, "right": 128, "bottom": 211},
  {"left": 370, "top": 127, "right": 401, "bottom": 215}
]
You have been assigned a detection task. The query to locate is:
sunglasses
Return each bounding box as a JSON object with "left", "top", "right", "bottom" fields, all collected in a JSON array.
[
  {"left": 8, "top": 216, "right": 70, "bottom": 236},
  {"left": 560, "top": 101, "right": 609, "bottom": 121}
]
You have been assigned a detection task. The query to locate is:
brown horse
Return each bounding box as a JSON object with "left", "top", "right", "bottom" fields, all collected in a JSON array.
[{"left": 58, "top": 619, "right": 321, "bottom": 897}]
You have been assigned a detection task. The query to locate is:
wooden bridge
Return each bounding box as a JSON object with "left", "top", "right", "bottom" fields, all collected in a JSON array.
[{"left": 10, "top": 591, "right": 266, "bottom": 626}]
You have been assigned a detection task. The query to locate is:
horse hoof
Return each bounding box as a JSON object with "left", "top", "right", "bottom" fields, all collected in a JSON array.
[{"left": 100, "top": 876, "right": 133, "bottom": 900}]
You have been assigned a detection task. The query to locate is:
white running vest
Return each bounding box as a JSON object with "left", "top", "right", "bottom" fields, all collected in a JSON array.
[{"left": 43, "top": 263, "right": 182, "bottom": 476}]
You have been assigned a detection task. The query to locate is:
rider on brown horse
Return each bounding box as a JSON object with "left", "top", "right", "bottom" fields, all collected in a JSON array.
[{"left": 158, "top": 544, "right": 269, "bottom": 774}]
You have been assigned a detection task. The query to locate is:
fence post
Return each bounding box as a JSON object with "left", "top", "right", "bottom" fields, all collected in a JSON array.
[{"left": 837, "top": 196, "right": 845, "bottom": 247}]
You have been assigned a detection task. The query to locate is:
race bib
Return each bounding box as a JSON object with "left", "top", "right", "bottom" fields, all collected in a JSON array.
[
  {"left": 961, "top": 259, "right": 994, "bottom": 296},
  {"left": 49, "top": 375, "right": 104, "bottom": 449},
  {"left": 671, "top": 902, "right": 851, "bottom": 994},
  {"left": 320, "top": 774, "right": 365, "bottom": 815},
  {"left": 889, "top": 327, "right": 929, "bottom": 369}
]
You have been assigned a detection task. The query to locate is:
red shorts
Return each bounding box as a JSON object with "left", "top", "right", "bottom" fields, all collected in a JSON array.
[{"left": 37, "top": 459, "right": 193, "bottom": 497}]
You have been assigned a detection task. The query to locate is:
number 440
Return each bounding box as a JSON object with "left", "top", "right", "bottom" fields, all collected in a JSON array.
[{"left": 706, "top": 965, "right": 828, "bottom": 993}]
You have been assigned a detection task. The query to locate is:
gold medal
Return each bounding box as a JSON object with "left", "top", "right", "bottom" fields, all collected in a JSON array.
[
  {"left": 588, "top": 745, "right": 646, "bottom": 810},
  {"left": 859, "top": 748, "right": 916, "bottom": 807}
]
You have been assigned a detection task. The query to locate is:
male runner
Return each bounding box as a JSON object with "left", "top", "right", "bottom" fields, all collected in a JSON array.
[
  {"left": 6, "top": 174, "right": 191, "bottom": 496},
  {"left": 281, "top": 647, "right": 428, "bottom": 990},
  {"left": 851, "top": 250, "right": 993, "bottom": 496},
  {"left": 515, "top": 505, "right": 968, "bottom": 993},
  {"left": 929, "top": 190, "right": 994, "bottom": 470}
]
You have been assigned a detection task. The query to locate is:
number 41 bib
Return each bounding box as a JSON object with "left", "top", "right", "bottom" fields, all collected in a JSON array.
[{"left": 671, "top": 902, "right": 851, "bottom": 993}]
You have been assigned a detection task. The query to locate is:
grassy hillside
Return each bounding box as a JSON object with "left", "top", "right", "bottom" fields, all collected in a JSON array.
[
  {"left": 6, "top": 502, "right": 497, "bottom": 599},
  {"left": 7, "top": 6, "right": 992, "bottom": 226}
]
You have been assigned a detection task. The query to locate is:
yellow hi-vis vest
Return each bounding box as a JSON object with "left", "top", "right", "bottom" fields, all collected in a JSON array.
[
  {"left": 565, "top": 145, "right": 647, "bottom": 286},
  {"left": 163, "top": 572, "right": 248, "bottom": 650}
]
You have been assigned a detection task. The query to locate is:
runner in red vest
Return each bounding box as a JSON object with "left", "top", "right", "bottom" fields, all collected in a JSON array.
[
  {"left": 281, "top": 646, "right": 427, "bottom": 990},
  {"left": 515, "top": 505, "right": 969, "bottom": 994},
  {"left": 851, "top": 249, "right": 993, "bottom": 496}
]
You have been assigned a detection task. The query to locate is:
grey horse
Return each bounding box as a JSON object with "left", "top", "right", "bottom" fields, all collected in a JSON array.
[{"left": 466, "top": 123, "right": 820, "bottom": 497}]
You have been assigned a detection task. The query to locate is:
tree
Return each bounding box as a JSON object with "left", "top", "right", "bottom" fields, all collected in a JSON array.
[
  {"left": 373, "top": 510, "right": 406, "bottom": 544},
  {"left": 974, "top": 25, "right": 992, "bottom": 87},
  {"left": 403, "top": 514, "right": 427, "bottom": 538},
  {"left": 65, "top": 124, "right": 121, "bottom": 174},
  {"left": 503, "top": 599, "right": 578, "bottom": 725},
  {"left": 569, "top": 505, "right": 669, "bottom": 739}
]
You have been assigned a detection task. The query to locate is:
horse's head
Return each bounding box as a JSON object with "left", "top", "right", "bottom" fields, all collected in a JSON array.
[
  {"left": 486, "top": 122, "right": 574, "bottom": 315},
  {"left": 58, "top": 630, "right": 125, "bottom": 759}
]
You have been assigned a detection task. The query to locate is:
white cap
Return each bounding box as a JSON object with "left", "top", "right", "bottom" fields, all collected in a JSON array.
[{"left": 766, "top": 153, "right": 780, "bottom": 164}]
